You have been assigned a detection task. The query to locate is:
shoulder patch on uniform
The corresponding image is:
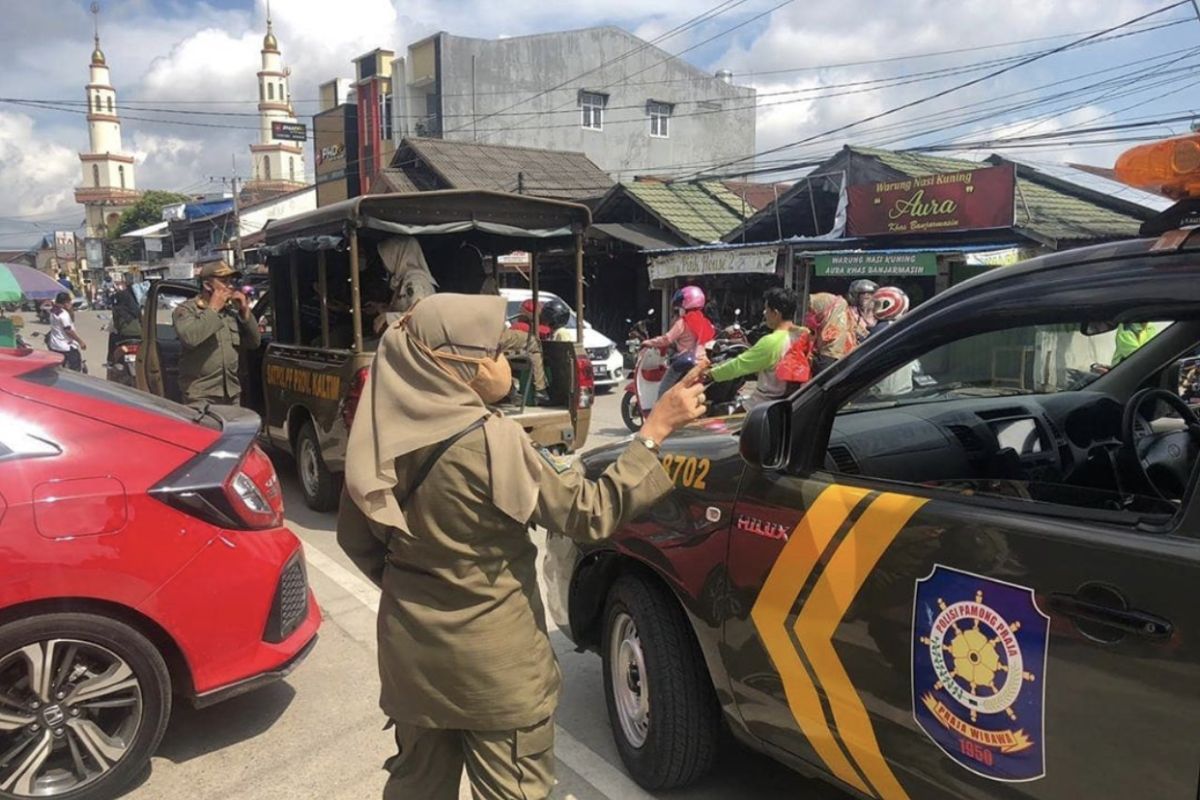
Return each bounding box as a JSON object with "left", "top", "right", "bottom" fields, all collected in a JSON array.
[{"left": 537, "top": 447, "right": 573, "bottom": 475}]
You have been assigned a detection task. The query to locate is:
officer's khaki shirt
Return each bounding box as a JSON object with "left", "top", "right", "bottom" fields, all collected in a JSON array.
[
  {"left": 338, "top": 431, "right": 673, "bottom": 730},
  {"left": 173, "top": 296, "right": 261, "bottom": 404}
]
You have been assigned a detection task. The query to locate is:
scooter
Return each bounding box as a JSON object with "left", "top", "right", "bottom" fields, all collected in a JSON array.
[
  {"left": 620, "top": 337, "right": 751, "bottom": 432},
  {"left": 621, "top": 345, "right": 669, "bottom": 433},
  {"left": 622, "top": 310, "right": 656, "bottom": 371},
  {"left": 105, "top": 338, "right": 140, "bottom": 387}
]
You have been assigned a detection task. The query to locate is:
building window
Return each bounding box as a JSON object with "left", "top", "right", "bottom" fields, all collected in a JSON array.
[
  {"left": 118, "top": 165, "right": 125, "bottom": 189},
  {"left": 289, "top": 157, "right": 295, "bottom": 182},
  {"left": 92, "top": 164, "right": 100, "bottom": 186},
  {"left": 106, "top": 95, "right": 113, "bottom": 113},
  {"left": 93, "top": 93, "right": 101, "bottom": 112},
  {"left": 264, "top": 157, "right": 271, "bottom": 180},
  {"left": 268, "top": 83, "right": 275, "bottom": 101},
  {"left": 259, "top": 83, "right": 264, "bottom": 101},
  {"left": 380, "top": 92, "right": 393, "bottom": 140},
  {"left": 648, "top": 101, "right": 672, "bottom": 138},
  {"left": 580, "top": 91, "right": 607, "bottom": 131}
]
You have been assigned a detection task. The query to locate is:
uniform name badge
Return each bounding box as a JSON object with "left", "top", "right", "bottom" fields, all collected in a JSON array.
[{"left": 912, "top": 565, "right": 1049, "bottom": 782}]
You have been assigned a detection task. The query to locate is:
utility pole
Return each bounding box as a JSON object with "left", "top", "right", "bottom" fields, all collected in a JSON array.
[{"left": 230, "top": 155, "right": 245, "bottom": 269}]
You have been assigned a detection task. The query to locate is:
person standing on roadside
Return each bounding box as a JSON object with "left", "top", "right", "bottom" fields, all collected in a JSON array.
[
  {"left": 47, "top": 291, "right": 86, "bottom": 371},
  {"left": 337, "top": 294, "right": 707, "bottom": 800},
  {"left": 173, "top": 261, "right": 260, "bottom": 406}
]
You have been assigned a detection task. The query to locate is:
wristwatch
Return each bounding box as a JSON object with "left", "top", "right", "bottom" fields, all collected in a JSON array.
[{"left": 634, "top": 434, "right": 660, "bottom": 453}]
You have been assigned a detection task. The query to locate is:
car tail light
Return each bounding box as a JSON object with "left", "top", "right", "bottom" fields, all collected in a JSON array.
[
  {"left": 341, "top": 367, "right": 370, "bottom": 430},
  {"left": 151, "top": 420, "right": 284, "bottom": 531},
  {"left": 576, "top": 355, "right": 595, "bottom": 409},
  {"left": 224, "top": 444, "right": 283, "bottom": 528}
]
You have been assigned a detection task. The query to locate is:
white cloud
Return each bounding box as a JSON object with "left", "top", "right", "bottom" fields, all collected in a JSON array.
[
  {"left": 0, "top": 112, "right": 80, "bottom": 220},
  {"left": 0, "top": 0, "right": 1185, "bottom": 221}
]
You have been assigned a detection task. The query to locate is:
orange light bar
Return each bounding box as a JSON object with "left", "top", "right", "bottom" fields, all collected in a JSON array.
[{"left": 1114, "top": 134, "right": 1200, "bottom": 200}]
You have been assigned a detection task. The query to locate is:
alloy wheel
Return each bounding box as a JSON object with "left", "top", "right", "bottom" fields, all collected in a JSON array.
[
  {"left": 0, "top": 639, "right": 143, "bottom": 797},
  {"left": 299, "top": 437, "right": 320, "bottom": 500},
  {"left": 609, "top": 612, "right": 650, "bottom": 748}
]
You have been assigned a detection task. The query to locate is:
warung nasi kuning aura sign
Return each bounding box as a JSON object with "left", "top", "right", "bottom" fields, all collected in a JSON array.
[{"left": 847, "top": 164, "right": 1016, "bottom": 237}]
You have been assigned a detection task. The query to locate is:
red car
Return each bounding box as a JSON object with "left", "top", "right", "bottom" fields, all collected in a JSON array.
[{"left": 0, "top": 348, "right": 320, "bottom": 799}]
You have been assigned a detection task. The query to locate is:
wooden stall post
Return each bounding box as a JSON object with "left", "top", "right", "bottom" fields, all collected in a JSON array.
[
  {"left": 349, "top": 229, "right": 363, "bottom": 353},
  {"left": 575, "top": 230, "right": 585, "bottom": 342}
]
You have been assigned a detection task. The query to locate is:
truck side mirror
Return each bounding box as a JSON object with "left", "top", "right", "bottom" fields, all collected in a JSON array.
[{"left": 739, "top": 399, "right": 791, "bottom": 470}]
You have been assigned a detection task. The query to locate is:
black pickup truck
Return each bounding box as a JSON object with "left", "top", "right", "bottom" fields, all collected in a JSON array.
[{"left": 546, "top": 227, "right": 1200, "bottom": 799}]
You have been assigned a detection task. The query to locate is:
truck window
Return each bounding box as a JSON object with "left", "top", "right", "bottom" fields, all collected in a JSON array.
[{"left": 828, "top": 319, "right": 1185, "bottom": 521}]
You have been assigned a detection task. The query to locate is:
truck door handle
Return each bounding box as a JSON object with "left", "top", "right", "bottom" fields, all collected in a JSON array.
[{"left": 1047, "top": 593, "right": 1173, "bottom": 641}]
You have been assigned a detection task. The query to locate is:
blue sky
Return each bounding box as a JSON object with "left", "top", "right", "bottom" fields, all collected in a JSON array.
[{"left": 1, "top": 0, "right": 1197, "bottom": 245}]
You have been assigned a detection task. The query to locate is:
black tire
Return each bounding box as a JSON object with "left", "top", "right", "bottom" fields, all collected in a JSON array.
[
  {"left": 601, "top": 575, "right": 720, "bottom": 790},
  {"left": 0, "top": 612, "right": 171, "bottom": 800},
  {"left": 296, "top": 420, "right": 340, "bottom": 512},
  {"left": 620, "top": 392, "right": 643, "bottom": 433}
]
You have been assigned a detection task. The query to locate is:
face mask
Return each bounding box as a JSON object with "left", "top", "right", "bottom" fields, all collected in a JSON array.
[{"left": 468, "top": 354, "right": 512, "bottom": 404}]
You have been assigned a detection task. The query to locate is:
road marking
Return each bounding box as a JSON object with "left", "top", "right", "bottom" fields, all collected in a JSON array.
[
  {"left": 302, "top": 543, "right": 381, "bottom": 611},
  {"left": 300, "top": 541, "right": 654, "bottom": 800}
]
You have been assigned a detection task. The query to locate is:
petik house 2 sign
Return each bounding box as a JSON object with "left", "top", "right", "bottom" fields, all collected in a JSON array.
[{"left": 848, "top": 163, "right": 1015, "bottom": 237}]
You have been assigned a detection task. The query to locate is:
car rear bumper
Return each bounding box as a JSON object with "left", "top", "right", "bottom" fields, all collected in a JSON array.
[
  {"left": 137, "top": 527, "right": 323, "bottom": 698},
  {"left": 192, "top": 631, "right": 318, "bottom": 708}
]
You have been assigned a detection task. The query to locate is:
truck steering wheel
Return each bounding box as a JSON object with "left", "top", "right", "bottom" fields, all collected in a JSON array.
[{"left": 1120, "top": 388, "right": 1200, "bottom": 500}]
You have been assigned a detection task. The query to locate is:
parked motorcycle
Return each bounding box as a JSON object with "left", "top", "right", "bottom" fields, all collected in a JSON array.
[
  {"left": 106, "top": 339, "right": 140, "bottom": 387},
  {"left": 621, "top": 336, "right": 751, "bottom": 432},
  {"left": 622, "top": 310, "right": 656, "bottom": 370}
]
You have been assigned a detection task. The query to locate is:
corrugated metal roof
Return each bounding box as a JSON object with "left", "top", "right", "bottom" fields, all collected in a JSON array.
[
  {"left": 623, "top": 180, "right": 749, "bottom": 243},
  {"left": 1002, "top": 157, "right": 1171, "bottom": 212},
  {"left": 399, "top": 137, "right": 613, "bottom": 201},
  {"left": 849, "top": 146, "right": 1143, "bottom": 243}
]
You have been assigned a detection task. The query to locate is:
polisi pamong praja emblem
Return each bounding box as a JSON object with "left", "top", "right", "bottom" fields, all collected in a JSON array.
[{"left": 912, "top": 565, "right": 1049, "bottom": 782}]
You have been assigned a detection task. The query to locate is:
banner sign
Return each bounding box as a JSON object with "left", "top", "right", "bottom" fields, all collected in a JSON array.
[
  {"left": 54, "top": 231, "right": 77, "bottom": 259},
  {"left": 84, "top": 238, "right": 104, "bottom": 267},
  {"left": 272, "top": 121, "right": 308, "bottom": 142},
  {"left": 847, "top": 164, "right": 1015, "bottom": 237},
  {"left": 813, "top": 252, "right": 937, "bottom": 277},
  {"left": 649, "top": 247, "right": 777, "bottom": 282}
]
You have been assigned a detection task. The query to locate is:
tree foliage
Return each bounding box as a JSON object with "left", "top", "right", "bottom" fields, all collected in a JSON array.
[
  {"left": 109, "top": 190, "right": 189, "bottom": 238},
  {"left": 106, "top": 190, "right": 189, "bottom": 264}
]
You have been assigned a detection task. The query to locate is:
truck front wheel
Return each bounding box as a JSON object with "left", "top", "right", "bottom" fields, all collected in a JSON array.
[
  {"left": 296, "top": 420, "right": 340, "bottom": 511},
  {"left": 601, "top": 574, "right": 719, "bottom": 789}
]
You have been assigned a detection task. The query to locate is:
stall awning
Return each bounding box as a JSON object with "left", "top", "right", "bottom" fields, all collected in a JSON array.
[{"left": 590, "top": 223, "right": 687, "bottom": 250}]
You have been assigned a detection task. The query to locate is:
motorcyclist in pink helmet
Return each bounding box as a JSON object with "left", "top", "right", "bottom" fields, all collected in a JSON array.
[{"left": 641, "top": 285, "right": 715, "bottom": 359}]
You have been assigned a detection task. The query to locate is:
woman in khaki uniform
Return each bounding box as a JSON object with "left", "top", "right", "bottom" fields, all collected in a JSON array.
[{"left": 337, "top": 294, "right": 706, "bottom": 799}]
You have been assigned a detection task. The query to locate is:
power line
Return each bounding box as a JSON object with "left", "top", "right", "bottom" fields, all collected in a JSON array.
[{"left": 683, "top": 0, "right": 1191, "bottom": 179}]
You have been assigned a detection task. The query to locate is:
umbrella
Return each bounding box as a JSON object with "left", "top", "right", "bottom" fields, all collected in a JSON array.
[{"left": 0, "top": 262, "right": 68, "bottom": 304}]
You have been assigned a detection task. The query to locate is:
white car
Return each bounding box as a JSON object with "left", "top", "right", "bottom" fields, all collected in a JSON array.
[{"left": 500, "top": 288, "right": 624, "bottom": 391}]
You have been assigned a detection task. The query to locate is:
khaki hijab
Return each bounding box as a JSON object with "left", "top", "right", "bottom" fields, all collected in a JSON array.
[{"left": 344, "top": 293, "right": 542, "bottom": 533}]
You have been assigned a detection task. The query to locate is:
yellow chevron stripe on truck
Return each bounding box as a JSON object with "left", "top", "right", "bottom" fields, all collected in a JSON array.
[{"left": 751, "top": 485, "right": 928, "bottom": 800}]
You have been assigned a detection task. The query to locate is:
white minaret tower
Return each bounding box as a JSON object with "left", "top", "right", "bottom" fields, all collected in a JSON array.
[
  {"left": 75, "top": 2, "right": 140, "bottom": 241},
  {"left": 247, "top": 2, "right": 306, "bottom": 191}
]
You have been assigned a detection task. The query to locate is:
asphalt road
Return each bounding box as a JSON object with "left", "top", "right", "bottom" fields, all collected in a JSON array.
[{"left": 29, "top": 310, "right": 846, "bottom": 800}]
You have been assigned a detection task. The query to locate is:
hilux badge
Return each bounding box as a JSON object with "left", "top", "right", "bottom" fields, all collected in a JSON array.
[{"left": 912, "top": 565, "right": 1049, "bottom": 782}]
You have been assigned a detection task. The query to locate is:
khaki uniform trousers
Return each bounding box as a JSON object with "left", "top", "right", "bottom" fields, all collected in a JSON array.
[
  {"left": 499, "top": 329, "right": 547, "bottom": 393},
  {"left": 383, "top": 718, "right": 555, "bottom": 800}
]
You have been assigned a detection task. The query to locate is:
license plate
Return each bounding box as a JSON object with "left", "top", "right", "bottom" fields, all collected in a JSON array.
[{"left": 593, "top": 367, "right": 606, "bottom": 377}]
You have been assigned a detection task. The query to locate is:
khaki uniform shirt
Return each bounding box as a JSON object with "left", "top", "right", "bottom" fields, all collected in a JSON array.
[
  {"left": 173, "top": 297, "right": 261, "bottom": 404},
  {"left": 338, "top": 431, "right": 673, "bottom": 731}
]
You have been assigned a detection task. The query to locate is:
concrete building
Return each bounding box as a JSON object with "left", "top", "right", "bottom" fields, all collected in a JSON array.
[
  {"left": 313, "top": 79, "right": 360, "bottom": 207},
  {"left": 390, "top": 27, "right": 757, "bottom": 178},
  {"left": 353, "top": 49, "right": 396, "bottom": 193},
  {"left": 74, "top": 19, "right": 139, "bottom": 241},
  {"left": 247, "top": 10, "right": 307, "bottom": 192}
]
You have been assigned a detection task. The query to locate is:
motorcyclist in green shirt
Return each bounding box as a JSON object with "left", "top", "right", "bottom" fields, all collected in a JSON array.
[{"left": 708, "top": 288, "right": 808, "bottom": 410}]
